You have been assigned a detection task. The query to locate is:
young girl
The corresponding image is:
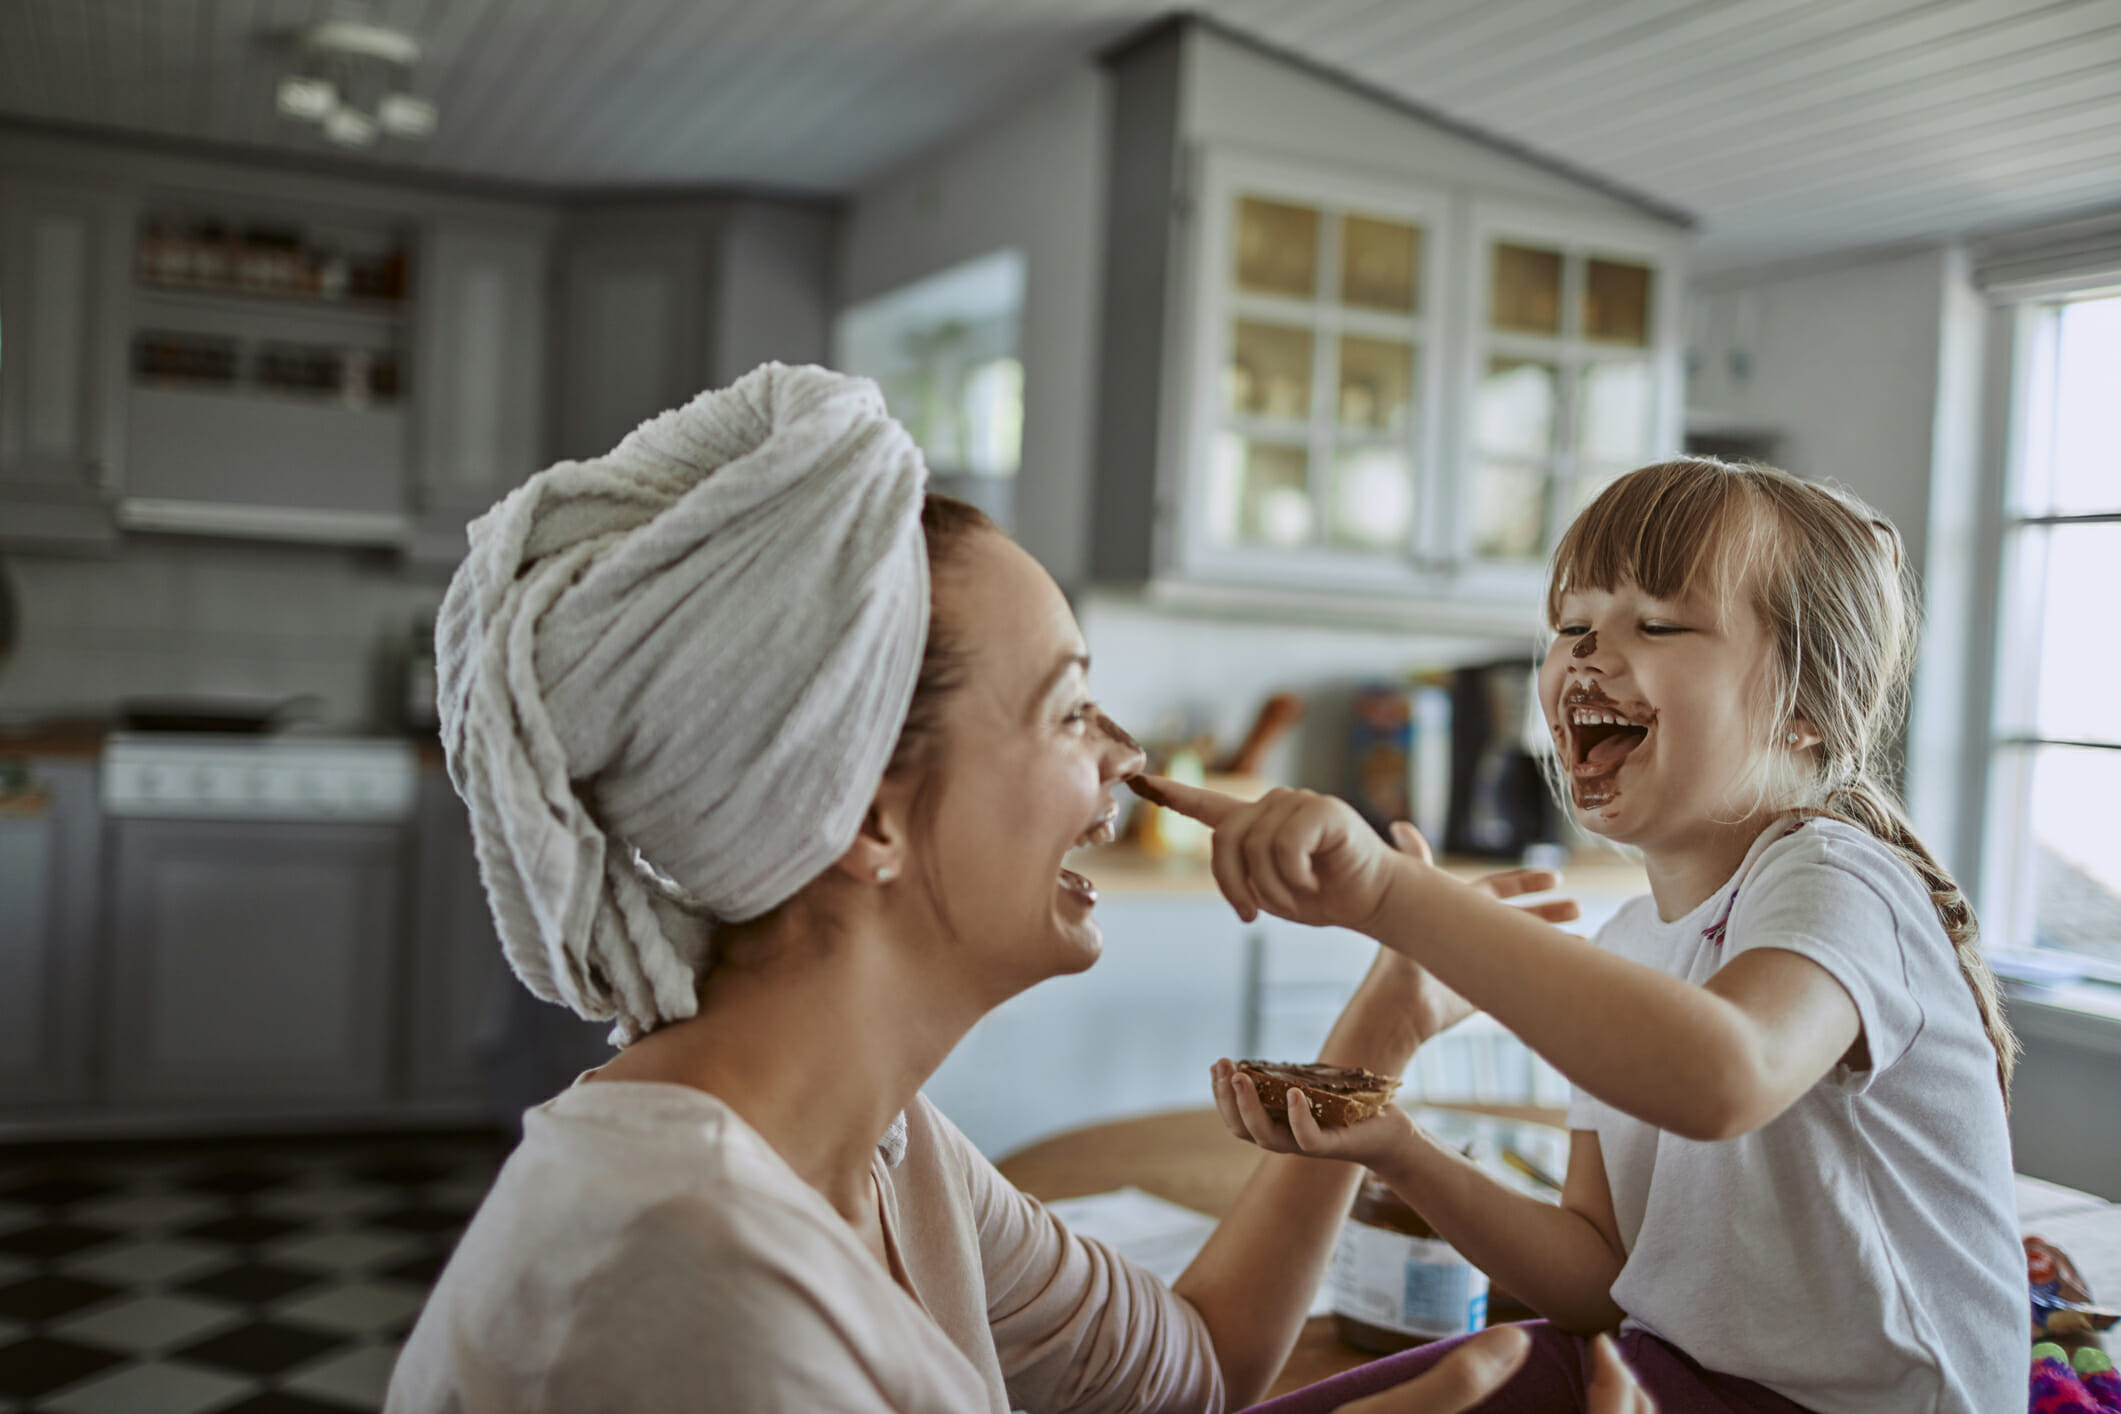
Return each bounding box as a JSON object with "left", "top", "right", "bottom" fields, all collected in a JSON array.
[{"left": 1139, "top": 459, "right": 2024, "bottom": 1413}]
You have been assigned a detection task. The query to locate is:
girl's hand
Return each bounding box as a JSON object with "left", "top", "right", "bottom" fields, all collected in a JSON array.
[
  {"left": 1210, "top": 1058, "right": 1418, "bottom": 1169},
  {"left": 1336, "top": 1326, "right": 1531, "bottom": 1414},
  {"left": 1385, "top": 825, "right": 1584, "bottom": 1043},
  {"left": 1132, "top": 776, "right": 1412, "bottom": 932}
]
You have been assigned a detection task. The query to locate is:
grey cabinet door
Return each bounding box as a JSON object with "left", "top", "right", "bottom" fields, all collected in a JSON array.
[
  {"left": 404, "top": 770, "right": 509, "bottom": 1105},
  {"left": 0, "top": 761, "right": 100, "bottom": 1107},
  {"left": 0, "top": 176, "right": 131, "bottom": 546},
  {"left": 104, "top": 818, "right": 402, "bottom": 1107},
  {"left": 406, "top": 219, "right": 548, "bottom": 561}
]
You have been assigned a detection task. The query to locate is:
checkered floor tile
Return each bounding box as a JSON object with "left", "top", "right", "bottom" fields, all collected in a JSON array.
[{"left": 0, "top": 1133, "right": 506, "bottom": 1413}]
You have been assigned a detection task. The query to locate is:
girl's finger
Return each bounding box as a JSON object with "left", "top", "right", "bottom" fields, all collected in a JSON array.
[
  {"left": 1230, "top": 1072, "right": 1299, "bottom": 1152},
  {"left": 1208, "top": 1060, "right": 1251, "bottom": 1142},
  {"left": 1207, "top": 805, "right": 1263, "bottom": 923},
  {"left": 1283, "top": 1088, "right": 1340, "bottom": 1155},
  {"left": 1387, "top": 820, "right": 1434, "bottom": 865},
  {"left": 1472, "top": 866, "right": 1558, "bottom": 899},
  {"left": 1270, "top": 799, "right": 1323, "bottom": 898},
  {"left": 1128, "top": 773, "right": 1241, "bottom": 826},
  {"left": 1523, "top": 898, "right": 1583, "bottom": 924},
  {"left": 1245, "top": 795, "right": 1312, "bottom": 917}
]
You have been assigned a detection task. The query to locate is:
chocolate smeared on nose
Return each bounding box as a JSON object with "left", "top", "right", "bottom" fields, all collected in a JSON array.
[
  {"left": 1572, "top": 630, "right": 1599, "bottom": 660},
  {"left": 1094, "top": 708, "right": 1143, "bottom": 756}
]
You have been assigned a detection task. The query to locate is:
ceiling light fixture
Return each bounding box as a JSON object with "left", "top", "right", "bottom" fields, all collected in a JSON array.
[{"left": 275, "top": 18, "right": 434, "bottom": 149}]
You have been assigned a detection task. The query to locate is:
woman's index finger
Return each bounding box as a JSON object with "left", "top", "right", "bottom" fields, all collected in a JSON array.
[{"left": 1128, "top": 773, "right": 1243, "bottom": 825}]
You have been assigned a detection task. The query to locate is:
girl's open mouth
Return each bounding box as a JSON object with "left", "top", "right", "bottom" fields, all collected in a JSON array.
[{"left": 1566, "top": 698, "right": 1652, "bottom": 777}]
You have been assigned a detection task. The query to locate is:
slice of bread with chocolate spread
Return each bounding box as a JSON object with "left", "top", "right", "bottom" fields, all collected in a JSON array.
[{"left": 1235, "top": 1061, "right": 1400, "bottom": 1127}]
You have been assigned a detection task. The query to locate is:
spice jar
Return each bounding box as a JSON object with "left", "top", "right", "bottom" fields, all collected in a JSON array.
[{"left": 1329, "top": 1171, "right": 1489, "bottom": 1353}]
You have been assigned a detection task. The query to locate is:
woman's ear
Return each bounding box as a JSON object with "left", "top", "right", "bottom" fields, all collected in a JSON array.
[
  {"left": 1784, "top": 718, "right": 1824, "bottom": 751},
  {"left": 832, "top": 785, "right": 913, "bottom": 887}
]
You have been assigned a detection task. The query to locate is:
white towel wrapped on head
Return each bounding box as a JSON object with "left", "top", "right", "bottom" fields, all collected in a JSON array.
[{"left": 434, "top": 363, "right": 930, "bottom": 1048}]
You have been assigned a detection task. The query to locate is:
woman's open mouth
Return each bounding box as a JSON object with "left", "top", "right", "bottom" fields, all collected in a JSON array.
[{"left": 1057, "top": 803, "right": 1120, "bottom": 905}]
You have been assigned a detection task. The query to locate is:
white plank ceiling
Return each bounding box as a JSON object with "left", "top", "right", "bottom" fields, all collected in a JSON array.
[{"left": 3, "top": 0, "right": 2119, "bottom": 270}]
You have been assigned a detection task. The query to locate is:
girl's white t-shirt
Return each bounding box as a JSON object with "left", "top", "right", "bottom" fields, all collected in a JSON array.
[{"left": 1567, "top": 818, "right": 2022, "bottom": 1414}]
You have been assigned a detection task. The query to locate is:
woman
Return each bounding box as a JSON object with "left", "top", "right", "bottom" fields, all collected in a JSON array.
[{"left": 387, "top": 364, "right": 1634, "bottom": 1413}]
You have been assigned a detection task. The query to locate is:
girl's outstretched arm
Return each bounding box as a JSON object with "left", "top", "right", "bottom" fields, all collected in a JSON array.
[
  {"left": 1214, "top": 1063, "right": 1628, "bottom": 1334},
  {"left": 1135, "top": 777, "right": 1860, "bottom": 1143}
]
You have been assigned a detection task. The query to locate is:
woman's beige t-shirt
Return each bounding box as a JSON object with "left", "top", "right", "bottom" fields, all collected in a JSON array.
[{"left": 386, "top": 1083, "right": 1225, "bottom": 1413}]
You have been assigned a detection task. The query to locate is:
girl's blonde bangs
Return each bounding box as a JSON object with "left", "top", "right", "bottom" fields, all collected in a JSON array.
[{"left": 1544, "top": 460, "right": 1773, "bottom": 625}]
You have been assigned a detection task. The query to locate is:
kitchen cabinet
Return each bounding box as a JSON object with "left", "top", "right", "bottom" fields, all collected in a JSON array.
[
  {"left": 117, "top": 200, "right": 415, "bottom": 544},
  {"left": 406, "top": 219, "right": 549, "bottom": 563},
  {"left": 923, "top": 895, "right": 1251, "bottom": 1159},
  {"left": 1090, "top": 23, "right": 1689, "bottom": 622},
  {"left": 0, "top": 177, "right": 131, "bottom": 547},
  {"left": 404, "top": 767, "right": 512, "bottom": 1104},
  {"left": 104, "top": 817, "right": 402, "bottom": 1108},
  {"left": 0, "top": 761, "right": 101, "bottom": 1107}
]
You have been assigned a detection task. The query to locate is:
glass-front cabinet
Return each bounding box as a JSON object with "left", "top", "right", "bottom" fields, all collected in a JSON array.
[
  {"left": 1183, "top": 153, "right": 1448, "bottom": 589},
  {"left": 1172, "top": 152, "right": 1684, "bottom": 610}
]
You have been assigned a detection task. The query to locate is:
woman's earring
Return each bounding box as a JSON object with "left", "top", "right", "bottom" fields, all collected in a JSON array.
[
  {"left": 1786, "top": 732, "right": 1801, "bottom": 746},
  {"left": 875, "top": 864, "right": 897, "bottom": 884}
]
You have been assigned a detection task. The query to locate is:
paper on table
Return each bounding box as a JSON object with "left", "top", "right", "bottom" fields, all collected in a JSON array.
[{"left": 1045, "top": 1186, "right": 1336, "bottom": 1317}]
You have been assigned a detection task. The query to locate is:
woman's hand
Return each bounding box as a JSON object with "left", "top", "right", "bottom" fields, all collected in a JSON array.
[
  {"left": 1336, "top": 1327, "right": 1528, "bottom": 1414},
  {"left": 1210, "top": 1058, "right": 1419, "bottom": 1171},
  {"left": 1334, "top": 1329, "right": 1656, "bottom": 1414}
]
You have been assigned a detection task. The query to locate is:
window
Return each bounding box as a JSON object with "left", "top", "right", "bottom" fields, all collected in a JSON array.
[{"left": 1984, "top": 291, "right": 2121, "bottom": 983}]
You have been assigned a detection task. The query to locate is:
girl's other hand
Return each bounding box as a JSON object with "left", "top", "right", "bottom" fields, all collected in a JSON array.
[
  {"left": 1209, "top": 1058, "right": 1418, "bottom": 1169},
  {"left": 1131, "top": 776, "right": 1409, "bottom": 932},
  {"left": 1336, "top": 1326, "right": 1531, "bottom": 1414}
]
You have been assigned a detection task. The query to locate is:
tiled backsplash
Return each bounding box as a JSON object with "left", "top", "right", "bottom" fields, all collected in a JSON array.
[{"left": 0, "top": 540, "right": 445, "bottom": 733}]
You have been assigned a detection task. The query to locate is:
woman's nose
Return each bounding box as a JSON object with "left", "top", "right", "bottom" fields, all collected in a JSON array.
[{"left": 1094, "top": 709, "right": 1149, "bottom": 779}]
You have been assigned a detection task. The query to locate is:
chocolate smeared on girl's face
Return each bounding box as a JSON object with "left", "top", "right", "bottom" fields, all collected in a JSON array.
[{"left": 1537, "top": 578, "right": 1783, "bottom": 852}]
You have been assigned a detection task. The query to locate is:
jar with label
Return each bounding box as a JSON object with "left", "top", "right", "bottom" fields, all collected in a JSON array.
[{"left": 1330, "top": 1171, "right": 1488, "bottom": 1353}]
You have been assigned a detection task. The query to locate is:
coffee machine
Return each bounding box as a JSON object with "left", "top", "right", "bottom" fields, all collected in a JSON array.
[{"left": 1445, "top": 660, "right": 1561, "bottom": 860}]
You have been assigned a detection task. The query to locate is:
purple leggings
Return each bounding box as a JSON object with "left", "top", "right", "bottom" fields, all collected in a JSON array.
[{"left": 1245, "top": 1322, "right": 1813, "bottom": 1413}]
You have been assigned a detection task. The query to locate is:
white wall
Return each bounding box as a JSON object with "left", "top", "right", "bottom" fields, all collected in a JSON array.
[
  {"left": 839, "top": 65, "right": 1109, "bottom": 587},
  {"left": 1079, "top": 591, "right": 1523, "bottom": 792},
  {"left": 1688, "top": 245, "right": 1952, "bottom": 583}
]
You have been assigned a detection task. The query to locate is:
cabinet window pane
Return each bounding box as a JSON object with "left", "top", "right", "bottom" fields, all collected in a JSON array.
[
  {"left": 1235, "top": 197, "right": 1320, "bottom": 300},
  {"left": 2016, "top": 523, "right": 2121, "bottom": 745},
  {"left": 1338, "top": 335, "right": 1415, "bottom": 433},
  {"left": 1341, "top": 215, "right": 1420, "bottom": 313},
  {"left": 1477, "top": 357, "right": 1558, "bottom": 461},
  {"left": 1576, "top": 361, "right": 1654, "bottom": 476},
  {"left": 1330, "top": 445, "right": 1415, "bottom": 550},
  {"left": 1208, "top": 434, "right": 1314, "bottom": 548},
  {"left": 1471, "top": 461, "right": 1550, "bottom": 560},
  {"left": 1583, "top": 259, "right": 1652, "bottom": 346},
  {"left": 1228, "top": 320, "right": 1314, "bottom": 423},
  {"left": 2003, "top": 744, "right": 2121, "bottom": 969},
  {"left": 1490, "top": 242, "right": 1563, "bottom": 336},
  {"left": 2021, "top": 294, "right": 2121, "bottom": 517}
]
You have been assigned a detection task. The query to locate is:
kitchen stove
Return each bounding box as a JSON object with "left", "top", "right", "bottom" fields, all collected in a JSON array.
[{"left": 101, "top": 732, "right": 418, "bottom": 821}]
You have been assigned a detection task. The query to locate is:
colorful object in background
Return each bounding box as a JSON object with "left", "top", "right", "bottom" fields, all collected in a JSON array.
[
  {"left": 2032, "top": 1343, "right": 2119, "bottom": 1413},
  {"left": 2079, "top": 1348, "right": 2121, "bottom": 1409},
  {"left": 2031, "top": 1234, "right": 2121, "bottom": 1345},
  {"left": 1345, "top": 680, "right": 1449, "bottom": 846}
]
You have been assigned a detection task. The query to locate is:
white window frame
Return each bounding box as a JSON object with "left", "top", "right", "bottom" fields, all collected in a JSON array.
[{"left": 1978, "top": 287, "right": 2121, "bottom": 991}]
